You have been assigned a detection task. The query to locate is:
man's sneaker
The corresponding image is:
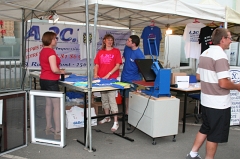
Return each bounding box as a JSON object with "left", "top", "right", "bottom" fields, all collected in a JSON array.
[{"left": 186, "top": 153, "right": 202, "bottom": 159}]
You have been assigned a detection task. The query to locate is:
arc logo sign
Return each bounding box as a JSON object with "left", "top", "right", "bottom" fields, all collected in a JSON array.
[{"left": 25, "top": 23, "right": 130, "bottom": 68}]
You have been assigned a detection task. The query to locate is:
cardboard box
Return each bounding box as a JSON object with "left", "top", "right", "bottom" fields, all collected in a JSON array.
[
  {"left": 66, "top": 106, "right": 97, "bottom": 129},
  {"left": 171, "top": 72, "right": 187, "bottom": 84},
  {"left": 66, "top": 102, "right": 101, "bottom": 115},
  {"left": 66, "top": 105, "right": 83, "bottom": 110}
]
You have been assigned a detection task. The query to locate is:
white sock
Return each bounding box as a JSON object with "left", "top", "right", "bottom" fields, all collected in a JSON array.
[{"left": 190, "top": 151, "right": 198, "bottom": 157}]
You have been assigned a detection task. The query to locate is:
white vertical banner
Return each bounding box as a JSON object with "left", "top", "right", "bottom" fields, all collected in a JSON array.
[
  {"left": 230, "top": 68, "right": 240, "bottom": 125},
  {"left": 225, "top": 42, "right": 239, "bottom": 66},
  {"left": 164, "top": 35, "right": 182, "bottom": 72},
  {"left": 229, "top": 42, "right": 239, "bottom": 66}
]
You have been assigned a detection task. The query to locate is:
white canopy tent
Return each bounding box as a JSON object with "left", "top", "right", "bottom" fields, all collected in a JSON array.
[
  {"left": 0, "top": 0, "right": 238, "bottom": 28},
  {"left": 1, "top": 0, "right": 240, "bottom": 37}
]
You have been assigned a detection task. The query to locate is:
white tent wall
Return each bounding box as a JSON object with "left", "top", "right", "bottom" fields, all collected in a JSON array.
[
  {"left": 226, "top": 6, "right": 240, "bottom": 24},
  {"left": 55, "top": 0, "right": 177, "bottom": 15},
  {"left": 176, "top": 0, "right": 225, "bottom": 22},
  {"left": 199, "top": 0, "right": 240, "bottom": 25}
]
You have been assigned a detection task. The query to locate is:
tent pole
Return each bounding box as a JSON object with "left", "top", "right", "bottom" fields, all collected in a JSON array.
[
  {"left": 21, "top": 9, "right": 26, "bottom": 70},
  {"left": 88, "top": 3, "right": 98, "bottom": 152},
  {"left": 88, "top": 2, "right": 98, "bottom": 152},
  {"left": 224, "top": 21, "right": 228, "bottom": 28},
  {"left": 91, "top": 3, "right": 98, "bottom": 66},
  {"left": 85, "top": 0, "right": 93, "bottom": 152},
  {"left": 21, "top": 8, "right": 26, "bottom": 90},
  {"left": 129, "top": 18, "right": 131, "bottom": 29}
]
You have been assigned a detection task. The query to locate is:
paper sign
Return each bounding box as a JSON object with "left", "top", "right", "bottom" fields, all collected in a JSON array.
[{"left": 175, "top": 76, "right": 189, "bottom": 89}]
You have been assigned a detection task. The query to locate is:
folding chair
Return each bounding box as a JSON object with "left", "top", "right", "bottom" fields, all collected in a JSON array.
[{"left": 187, "top": 75, "right": 201, "bottom": 124}]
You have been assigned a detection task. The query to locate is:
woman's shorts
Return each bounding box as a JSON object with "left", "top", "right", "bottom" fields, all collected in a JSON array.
[{"left": 40, "top": 79, "right": 59, "bottom": 91}]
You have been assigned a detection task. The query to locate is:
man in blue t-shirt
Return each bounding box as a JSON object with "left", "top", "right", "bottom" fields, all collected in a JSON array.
[{"left": 120, "top": 35, "right": 145, "bottom": 120}]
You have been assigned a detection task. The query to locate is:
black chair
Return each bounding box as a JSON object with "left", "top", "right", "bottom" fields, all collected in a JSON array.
[
  {"left": 187, "top": 75, "right": 201, "bottom": 124},
  {"left": 187, "top": 93, "right": 201, "bottom": 123}
]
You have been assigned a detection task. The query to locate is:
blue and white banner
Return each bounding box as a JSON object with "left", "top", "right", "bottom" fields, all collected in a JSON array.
[
  {"left": 25, "top": 23, "right": 130, "bottom": 68},
  {"left": 230, "top": 69, "right": 240, "bottom": 126}
]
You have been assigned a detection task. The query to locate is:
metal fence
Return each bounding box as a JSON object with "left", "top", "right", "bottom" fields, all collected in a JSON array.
[{"left": 0, "top": 58, "right": 29, "bottom": 93}]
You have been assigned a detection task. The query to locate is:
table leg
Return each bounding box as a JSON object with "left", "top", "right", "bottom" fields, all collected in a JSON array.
[
  {"left": 83, "top": 93, "right": 87, "bottom": 144},
  {"left": 182, "top": 92, "right": 187, "bottom": 133},
  {"left": 29, "top": 77, "right": 32, "bottom": 90},
  {"left": 113, "top": 89, "right": 134, "bottom": 142},
  {"left": 34, "top": 77, "right": 36, "bottom": 90},
  {"left": 122, "top": 89, "right": 125, "bottom": 136},
  {"left": 76, "top": 92, "right": 96, "bottom": 151}
]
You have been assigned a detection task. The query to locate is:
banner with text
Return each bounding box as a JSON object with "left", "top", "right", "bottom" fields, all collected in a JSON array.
[
  {"left": 25, "top": 23, "right": 130, "bottom": 68},
  {"left": 230, "top": 69, "right": 240, "bottom": 126}
]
